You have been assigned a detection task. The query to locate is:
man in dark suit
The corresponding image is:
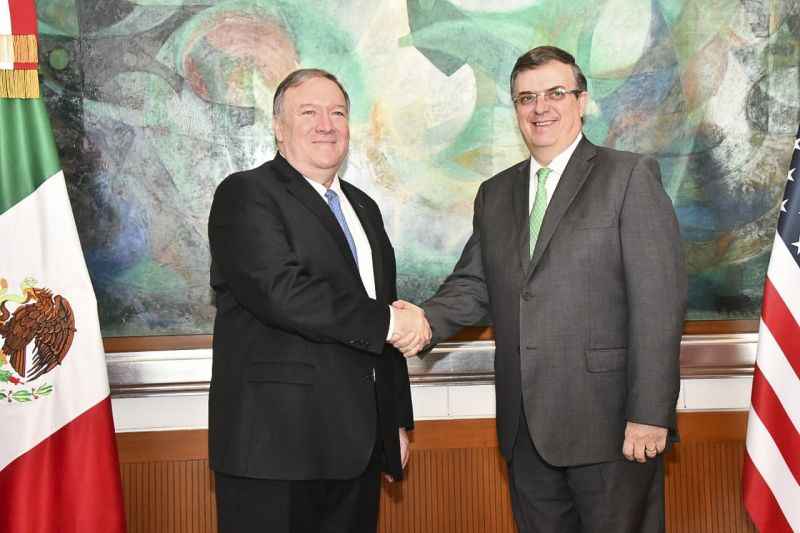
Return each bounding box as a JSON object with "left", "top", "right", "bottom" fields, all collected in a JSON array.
[
  {"left": 395, "top": 46, "right": 687, "bottom": 532},
  {"left": 208, "top": 68, "right": 429, "bottom": 532}
]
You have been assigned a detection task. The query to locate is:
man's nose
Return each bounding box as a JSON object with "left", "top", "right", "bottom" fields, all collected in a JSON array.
[
  {"left": 316, "top": 112, "right": 334, "bottom": 132},
  {"left": 533, "top": 94, "right": 549, "bottom": 114}
]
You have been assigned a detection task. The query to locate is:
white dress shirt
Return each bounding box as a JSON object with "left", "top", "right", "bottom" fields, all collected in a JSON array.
[{"left": 529, "top": 133, "right": 583, "bottom": 213}]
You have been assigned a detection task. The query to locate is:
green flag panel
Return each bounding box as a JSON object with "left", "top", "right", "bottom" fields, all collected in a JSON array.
[{"left": 0, "top": 98, "right": 61, "bottom": 216}]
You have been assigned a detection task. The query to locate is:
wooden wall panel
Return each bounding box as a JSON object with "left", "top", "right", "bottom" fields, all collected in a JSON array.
[
  {"left": 117, "top": 413, "right": 756, "bottom": 533},
  {"left": 664, "top": 441, "right": 754, "bottom": 533},
  {"left": 664, "top": 413, "right": 755, "bottom": 533},
  {"left": 121, "top": 460, "right": 216, "bottom": 533},
  {"left": 379, "top": 447, "right": 516, "bottom": 533}
]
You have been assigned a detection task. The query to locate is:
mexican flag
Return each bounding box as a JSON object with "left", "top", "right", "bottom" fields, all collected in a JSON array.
[{"left": 0, "top": 1, "right": 127, "bottom": 531}]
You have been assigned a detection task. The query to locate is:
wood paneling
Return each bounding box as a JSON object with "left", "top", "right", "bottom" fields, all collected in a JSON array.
[
  {"left": 104, "top": 335, "right": 213, "bottom": 353},
  {"left": 665, "top": 412, "right": 755, "bottom": 533},
  {"left": 117, "top": 429, "right": 208, "bottom": 463},
  {"left": 121, "top": 460, "right": 216, "bottom": 533},
  {"left": 379, "top": 447, "right": 516, "bottom": 533},
  {"left": 117, "top": 412, "right": 756, "bottom": 533},
  {"left": 682, "top": 320, "right": 759, "bottom": 335}
]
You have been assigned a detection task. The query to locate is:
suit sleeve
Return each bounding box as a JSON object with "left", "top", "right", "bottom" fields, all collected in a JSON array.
[
  {"left": 208, "top": 175, "right": 389, "bottom": 355},
  {"left": 392, "top": 344, "right": 414, "bottom": 429},
  {"left": 422, "top": 183, "right": 492, "bottom": 345},
  {"left": 388, "top": 296, "right": 414, "bottom": 428},
  {"left": 620, "top": 156, "right": 688, "bottom": 430}
]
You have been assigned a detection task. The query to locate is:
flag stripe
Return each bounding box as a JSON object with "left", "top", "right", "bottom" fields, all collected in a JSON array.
[
  {"left": 755, "top": 321, "right": 800, "bottom": 433},
  {"left": 743, "top": 453, "right": 794, "bottom": 533},
  {"left": 8, "top": 0, "right": 36, "bottom": 35},
  {"left": 767, "top": 233, "right": 800, "bottom": 326},
  {"left": 761, "top": 277, "right": 800, "bottom": 379},
  {"left": 0, "top": 2, "right": 10, "bottom": 35},
  {"left": 750, "top": 366, "right": 800, "bottom": 484},
  {"left": 0, "top": 98, "right": 59, "bottom": 214},
  {"left": 745, "top": 411, "right": 800, "bottom": 529},
  {"left": 0, "top": 397, "right": 127, "bottom": 533}
]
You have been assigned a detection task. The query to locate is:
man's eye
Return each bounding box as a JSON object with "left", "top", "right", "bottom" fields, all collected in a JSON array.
[
  {"left": 301, "top": 109, "right": 315, "bottom": 115},
  {"left": 518, "top": 95, "right": 534, "bottom": 105},
  {"left": 550, "top": 88, "right": 567, "bottom": 98},
  {"left": 333, "top": 111, "right": 347, "bottom": 117}
]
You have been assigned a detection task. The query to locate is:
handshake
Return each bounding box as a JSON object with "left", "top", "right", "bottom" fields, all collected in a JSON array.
[{"left": 389, "top": 300, "right": 432, "bottom": 357}]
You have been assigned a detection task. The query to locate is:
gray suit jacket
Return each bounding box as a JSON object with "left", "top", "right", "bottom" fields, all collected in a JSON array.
[{"left": 423, "top": 137, "right": 687, "bottom": 466}]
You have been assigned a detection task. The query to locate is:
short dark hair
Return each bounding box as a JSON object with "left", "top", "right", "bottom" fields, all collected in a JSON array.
[
  {"left": 272, "top": 68, "right": 350, "bottom": 117},
  {"left": 510, "top": 46, "right": 587, "bottom": 96}
]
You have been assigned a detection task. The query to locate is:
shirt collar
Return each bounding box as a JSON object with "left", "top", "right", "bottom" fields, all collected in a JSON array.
[
  {"left": 303, "top": 174, "right": 343, "bottom": 199},
  {"left": 530, "top": 133, "right": 583, "bottom": 178}
]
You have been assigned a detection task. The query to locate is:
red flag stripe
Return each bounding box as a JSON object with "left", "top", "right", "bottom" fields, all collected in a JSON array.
[
  {"left": 750, "top": 366, "right": 800, "bottom": 484},
  {"left": 761, "top": 277, "right": 800, "bottom": 379},
  {"left": 767, "top": 233, "right": 800, "bottom": 324},
  {"left": 0, "top": 396, "right": 127, "bottom": 533},
  {"left": 8, "top": 0, "right": 36, "bottom": 35},
  {"left": 743, "top": 452, "right": 794, "bottom": 533}
]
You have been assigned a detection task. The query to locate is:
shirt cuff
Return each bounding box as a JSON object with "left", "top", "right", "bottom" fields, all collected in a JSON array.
[{"left": 386, "top": 305, "right": 395, "bottom": 341}]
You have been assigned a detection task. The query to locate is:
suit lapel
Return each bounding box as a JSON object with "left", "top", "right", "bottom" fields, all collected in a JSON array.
[
  {"left": 526, "top": 138, "right": 597, "bottom": 281},
  {"left": 512, "top": 159, "right": 532, "bottom": 275},
  {"left": 341, "top": 181, "right": 386, "bottom": 299},
  {"left": 274, "top": 154, "right": 361, "bottom": 278}
]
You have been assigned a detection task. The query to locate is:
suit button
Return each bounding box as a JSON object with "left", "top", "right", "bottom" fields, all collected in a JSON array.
[{"left": 522, "top": 291, "right": 533, "bottom": 301}]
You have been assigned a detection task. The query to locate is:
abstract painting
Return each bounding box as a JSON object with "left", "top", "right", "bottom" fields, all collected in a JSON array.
[{"left": 36, "top": 0, "right": 800, "bottom": 336}]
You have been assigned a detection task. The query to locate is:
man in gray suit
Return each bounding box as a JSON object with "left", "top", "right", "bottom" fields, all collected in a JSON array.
[{"left": 394, "top": 46, "right": 687, "bottom": 532}]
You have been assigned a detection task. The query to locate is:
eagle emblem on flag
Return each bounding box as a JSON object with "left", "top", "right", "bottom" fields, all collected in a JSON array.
[{"left": 0, "top": 277, "right": 76, "bottom": 402}]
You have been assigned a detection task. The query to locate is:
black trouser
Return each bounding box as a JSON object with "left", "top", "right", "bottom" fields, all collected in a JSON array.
[
  {"left": 215, "top": 444, "right": 383, "bottom": 533},
  {"left": 508, "top": 411, "right": 664, "bottom": 533}
]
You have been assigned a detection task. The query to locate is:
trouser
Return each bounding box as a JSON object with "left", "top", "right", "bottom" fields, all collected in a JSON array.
[
  {"left": 508, "top": 411, "right": 665, "bottom": 533},
  {"left": 215, "top": 443, "right": 383, "bottom": 533}
]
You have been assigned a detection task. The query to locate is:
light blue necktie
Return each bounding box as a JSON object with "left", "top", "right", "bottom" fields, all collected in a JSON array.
[{"left": 324, "top": 189, "right": 359, "bottom": 264}]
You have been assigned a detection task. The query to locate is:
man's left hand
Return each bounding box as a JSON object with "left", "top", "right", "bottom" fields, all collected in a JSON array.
[
  {"left": 622, "top": 422, "right": 668, "bottom": 463},
  {"left": 385, "top": 428, "right": 411, "bottom": 483}
]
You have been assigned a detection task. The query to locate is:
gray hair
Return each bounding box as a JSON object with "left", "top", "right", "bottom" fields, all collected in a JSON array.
[
  {"left": 510, "top": 46, "right": 587, "bottom": 97},
  {"left": 272, "top": 68, "right": 350, "bottom": 117}
]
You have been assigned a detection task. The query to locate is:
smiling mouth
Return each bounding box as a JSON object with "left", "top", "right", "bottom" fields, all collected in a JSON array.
[{"left": 533, "top": 120, "right": 556, "bottom": 127}]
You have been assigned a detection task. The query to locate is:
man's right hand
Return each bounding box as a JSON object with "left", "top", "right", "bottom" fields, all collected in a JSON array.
[{"left": 390, "top": 300, "right": 431, "bottom": 357}]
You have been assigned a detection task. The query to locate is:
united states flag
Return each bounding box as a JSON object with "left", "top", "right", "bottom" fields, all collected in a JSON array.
[{"left": 743, "top": 128, "right": 800, "bottom": 532}]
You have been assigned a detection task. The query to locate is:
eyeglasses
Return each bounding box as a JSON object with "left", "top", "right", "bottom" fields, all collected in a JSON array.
[{"left": 512, "top": 86, "right": 583, "bottom": 106}]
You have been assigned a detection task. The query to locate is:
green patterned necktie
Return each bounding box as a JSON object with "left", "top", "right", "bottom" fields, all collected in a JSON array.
[{"left": 529, "top": 167, "right": 552, "bottom": 258}]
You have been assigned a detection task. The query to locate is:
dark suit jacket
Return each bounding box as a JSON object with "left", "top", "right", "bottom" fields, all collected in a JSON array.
[
  {"left": 423, "top": 137, "right": 687, "bottom": 466},
  {"left": 208, "top": 153, "right": 413, "bottom": 481}
]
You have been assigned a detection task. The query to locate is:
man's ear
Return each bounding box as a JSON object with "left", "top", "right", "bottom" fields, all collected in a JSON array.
[
  {"left": 273, "top": 115, "right": 284, "bottom": 143},
  {"left": 577, "top": 91, "right": 589, "bottom": 118}
]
